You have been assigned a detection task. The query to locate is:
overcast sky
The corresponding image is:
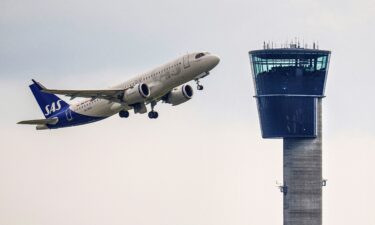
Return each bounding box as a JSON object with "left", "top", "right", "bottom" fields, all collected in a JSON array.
[{"left": 1, "top": 0, "right": 374, "bottom": 224}]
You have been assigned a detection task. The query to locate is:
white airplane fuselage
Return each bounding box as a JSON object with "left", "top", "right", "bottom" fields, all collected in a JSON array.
[
  {"left": 19, "top": 52, "right": 220, "bottom": 129},
  {"left": 76, "top": 52, "right": 219, "bottom": 117}
]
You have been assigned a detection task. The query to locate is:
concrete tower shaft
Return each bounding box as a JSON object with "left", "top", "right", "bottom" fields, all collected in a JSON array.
[{"left": 283, "top": 99, "right": 322, "bottom": 225}]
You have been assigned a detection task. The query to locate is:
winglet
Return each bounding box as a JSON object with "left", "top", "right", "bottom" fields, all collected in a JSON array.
[{"left": 31, "top": 79, "right": 48, "bottom": 90}]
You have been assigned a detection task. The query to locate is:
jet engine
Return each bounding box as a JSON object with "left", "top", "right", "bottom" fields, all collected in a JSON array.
[
  {"left": 164, "top": 84, "right": 193, "bottom": 106},
  {"left": 123, "top": 83, "right": 150, "bottom": 105}
]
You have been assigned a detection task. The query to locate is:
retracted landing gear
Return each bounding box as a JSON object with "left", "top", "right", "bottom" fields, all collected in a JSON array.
[
  {"left": 119, "top": 110, "right": 129, "bottom": 118},
  {"left": 148, "top": 101, "right": 159, "bottom": 119},
  {"left": 195, "top": 79, "right": 204, "bottom": 90}
]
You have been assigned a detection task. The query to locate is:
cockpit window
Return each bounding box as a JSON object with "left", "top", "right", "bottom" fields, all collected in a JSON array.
[{"left": 195, "top": 53, "right": 205, "bottom": 59}]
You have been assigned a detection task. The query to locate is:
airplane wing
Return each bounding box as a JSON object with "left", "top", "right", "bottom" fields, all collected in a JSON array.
[
  {"left": 17, "top": 117, "right": 58, "bottom": 125},
  {"left": 32, "top": 79, "right": 124, "bottom": 101}
]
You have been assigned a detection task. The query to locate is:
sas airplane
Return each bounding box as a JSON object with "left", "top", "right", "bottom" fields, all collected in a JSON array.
[{"left": 18, "top": 52, "right": 220, "bottom": 130}]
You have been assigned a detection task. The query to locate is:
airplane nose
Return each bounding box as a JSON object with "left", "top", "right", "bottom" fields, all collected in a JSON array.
[{"left": 210, "top": 54, "right": 220, "bottom": 67}]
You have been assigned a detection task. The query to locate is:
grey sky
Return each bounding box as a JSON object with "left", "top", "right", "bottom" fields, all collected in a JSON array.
[{"left": 0, "top": 0, "right": 374, "bottom": 224}]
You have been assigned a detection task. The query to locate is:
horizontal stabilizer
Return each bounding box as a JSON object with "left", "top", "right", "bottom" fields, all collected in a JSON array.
[{"left": 17, "top": 117, "right": 58, "bottom": 125}]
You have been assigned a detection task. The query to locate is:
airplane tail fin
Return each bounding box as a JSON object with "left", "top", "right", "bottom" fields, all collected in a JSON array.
[{"left": 29, "top": 79, "right": 69, "bottom": 118}]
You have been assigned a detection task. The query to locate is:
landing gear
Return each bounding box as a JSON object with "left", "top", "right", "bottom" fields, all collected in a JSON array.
[
  {"left": 148, "top": 101, "right": 159, "bottom": 119},
  {"left": 195, "top": 79, "right": 204, "bottom": 90},
  {"left": 148, "top": 111, "right": 159, "bottom": 119},
  {"left": 119, "top": 110, "right": 129, "bottom": 118}
]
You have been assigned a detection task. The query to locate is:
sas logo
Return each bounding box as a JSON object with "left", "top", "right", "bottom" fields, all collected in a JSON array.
[{"left": 45, "top": 100, "right": 62, "bottom": 116}]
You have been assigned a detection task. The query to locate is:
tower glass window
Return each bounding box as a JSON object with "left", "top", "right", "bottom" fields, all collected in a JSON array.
[
  {"left": 250, "top": 49, "right": 330, "bottom": 96},
  {"left": 249, "top": 48, "right": 331, "bottom": 138}
]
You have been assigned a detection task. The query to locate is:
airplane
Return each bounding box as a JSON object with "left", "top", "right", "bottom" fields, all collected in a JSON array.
[{"left": 18, "top": 52, "right": 220, "bottom": 130}]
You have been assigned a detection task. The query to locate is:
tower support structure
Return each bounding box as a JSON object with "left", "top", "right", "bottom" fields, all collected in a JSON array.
[
  {"left": 249, "top": 45, "right": 331, "bottom": 225},
  {"left": 283, "top": 98, "right": 322, "bottom": 225}
]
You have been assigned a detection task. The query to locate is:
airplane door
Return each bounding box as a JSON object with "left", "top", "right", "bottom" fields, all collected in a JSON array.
[
  {"left": 66, "top": 109, "right": 73, "bottom": 121},
  {"left": 183, "top": 55, "right": 190, "bottom": 68}
]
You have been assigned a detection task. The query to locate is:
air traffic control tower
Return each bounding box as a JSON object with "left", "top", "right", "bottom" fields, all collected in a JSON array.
[{"left": 249, "top": 43, "right": 331, "bottom": 225}]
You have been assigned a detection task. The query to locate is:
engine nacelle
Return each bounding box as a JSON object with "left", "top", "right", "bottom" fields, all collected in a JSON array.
[
  {"left": 123, "top": 83, "right": 150, "bottom": 105},
  {"left": 165, "top": 84, "right": 194, "bottom": 106}
]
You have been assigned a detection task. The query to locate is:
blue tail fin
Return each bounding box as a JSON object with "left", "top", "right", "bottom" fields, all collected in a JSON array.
[{"left": 29, "top": 79, "right": 69, "bottom": 118}]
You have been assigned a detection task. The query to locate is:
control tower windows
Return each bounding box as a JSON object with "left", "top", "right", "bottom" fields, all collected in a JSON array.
[{"left": 251, "top": 52, "right": 329, "bottom": 95}]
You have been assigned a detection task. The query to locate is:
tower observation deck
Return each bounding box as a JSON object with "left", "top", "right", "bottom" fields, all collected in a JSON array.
[{"left": 249, "top": 44, "right": 331, "bottom": 225}]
